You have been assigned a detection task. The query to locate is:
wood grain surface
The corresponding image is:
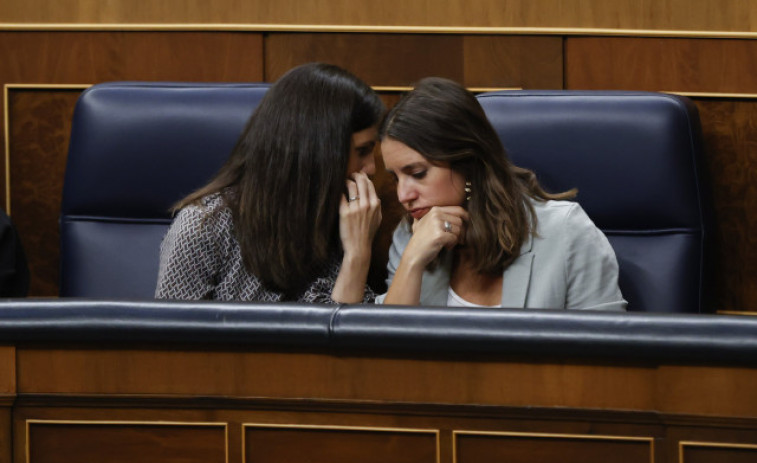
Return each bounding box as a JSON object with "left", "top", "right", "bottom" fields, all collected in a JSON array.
[{"left": 2, "top": 0, "right": 756, "bottom": 35}]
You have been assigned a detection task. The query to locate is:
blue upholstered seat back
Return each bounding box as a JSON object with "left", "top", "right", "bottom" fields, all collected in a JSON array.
[
  {"left": 62, "top": 85, "right": 711, "bottom": 312},
  {"left": 60, "top": 82, "right": 270, "bottom": 298},
  {"left": 477, "top": 91, "right": 711, "bottom": 312}
]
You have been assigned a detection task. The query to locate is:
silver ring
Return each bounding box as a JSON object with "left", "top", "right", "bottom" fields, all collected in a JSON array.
[
  {"left": 348, "top": 195, "right": 360, "bottom": 202},
  {"left": 443, "top": 220, "right": 452, "bottom": 233}
]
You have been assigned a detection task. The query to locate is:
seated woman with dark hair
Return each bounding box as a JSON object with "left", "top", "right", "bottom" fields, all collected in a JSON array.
[
  {"left": 156, "top": 63, "right": 384, "bottom": 303},
  {"left": 377, "top": 77, "right": 626, "bottom": 311}
]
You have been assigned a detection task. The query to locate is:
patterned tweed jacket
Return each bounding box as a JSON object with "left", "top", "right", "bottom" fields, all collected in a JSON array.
[{"left": 155, "top": 193, "right": 374, "bottom": 303}]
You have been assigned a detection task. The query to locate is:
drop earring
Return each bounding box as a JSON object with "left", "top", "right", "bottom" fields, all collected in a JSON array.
[{"left": 465, "top": 181, "right": 472, "bottom": 202}]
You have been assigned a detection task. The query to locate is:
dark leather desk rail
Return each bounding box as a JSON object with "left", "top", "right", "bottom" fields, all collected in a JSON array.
[{"left": 0, "top": 300, "right": 754, "bottom": 365}]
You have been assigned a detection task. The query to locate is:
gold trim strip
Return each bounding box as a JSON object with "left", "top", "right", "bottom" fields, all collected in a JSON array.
[
  {"left": 3, "top": 83, "right": 91, "bottom": 215},
  {"left": 244, "top": 422, "right": 439, "bottom": 434},
  {"left": 374, "top": 86, "right": 521, "bottom": 93},
  {"left": 3, "top": 85, "right": 9, "bottom": 215},
  {"left": 6, "top": 84, "right": 91, "bottom": 90},
  {"left": 27, "top": 418, "right": 228, "bottom": 426},
  {"left": 664, "top": 91, "right": 757, "bottom": 99},
  {"left": 26, "top": 419, "right": 229, "bottom": 463},
  {"left": 243, "top": 423, "right": 440, "bottom": 463},
  {"left": 680, "top": 440, "right": 757, "bottom": 450},
  {"left": 718, "top": 310, "right": 757, "bottom": 316},
  {"left": 454, "top": 429, "right": 654, "bottom": 442},
  {"left": 3, "top": 23, "right": 757, "bottom": 39},
  {"left": 679, "top": 440, "right": 757, "bottom": 463},
  {"left": 453, "top": 430, "right": 655, "bottom": 463}
]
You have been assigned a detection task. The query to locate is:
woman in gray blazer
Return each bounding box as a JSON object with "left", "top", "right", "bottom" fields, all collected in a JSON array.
[{"left": 377, "top": 77, "right": 626, "bottom": 311}]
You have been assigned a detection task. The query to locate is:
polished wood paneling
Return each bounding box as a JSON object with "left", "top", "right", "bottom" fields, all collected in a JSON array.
[
  {"left": 0, "top": 347, "right": 15, "bottom": 396},
  {"left": 0, "top": 31, "right": 264, "bottom": 296},
  {"left": 11, "top": 403, "right": 662, "bottom": 463},
  {"left": 244, "top": 425, "right": 437, "bottom": 463},
  {"left": 0, "top": 348, "right": 14, "bottom": 463},
  {"left": 265, "top": 33, "right": 465, "bottom": 85},
  {"left": 15, "top": 347, "right": 757, "bottom": 419},
  {"left": 265, "top": 33, "right": 562, "bottom": 88},
  {"left": 695, "top": 99, "right": 757, "bottom": 310},
  {"left": 1, "top": 1, "right": 756, "bottom": 34},
  {"left": 7, "top": 340, "right": 757, "bottom": 463},
  {"left": 455, "top": 432, "right": 652, "bottom": 463},
  {"left": 13, "top": 408, "right": 241, "bottom": 463},
  {"left": 0, "top": 31, "right": 264, "bottom": 83},
  {"left": 10, "top": 344, "right": 757, "bottom": 462},
  {"left": 0, "top": 410, "right": 9, "bottom": 463},
  {"left": 26, "top": 421, "right": 226, "bottom": 463},
  {"left": 462, "top": 36, "right": 562, "bottom": 89},
  {"left": 14, "top": 348, "right": 651, "bottom": 411},
  {"left": 681, "top": 443, "right": 757, "bottom": 463},
  {"left": 7, "top": 90, "right": 78, "bottom": 296},
  {"left": 565, "top": 37, "right": 757, "bottom": 93}
]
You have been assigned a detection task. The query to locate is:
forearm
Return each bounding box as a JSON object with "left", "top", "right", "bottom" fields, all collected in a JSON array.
[
  {"left": 382, "top": 256, "right": 425, "bottom": 305},
  {"left": 331, "top": 250, "right": 371, "bottom": 303}
]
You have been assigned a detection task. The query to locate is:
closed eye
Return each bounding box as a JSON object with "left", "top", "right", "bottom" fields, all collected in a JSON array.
[
  {"left": 356, "top": 142, "right": 376, "bottom": 157},
  {"left": 411, "top": 170, "right": 427, "bottom": 180}
]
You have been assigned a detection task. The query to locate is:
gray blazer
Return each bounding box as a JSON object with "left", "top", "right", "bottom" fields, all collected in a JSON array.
[{"left": 377, "top": 200, "right": 627, "bottom": 311}]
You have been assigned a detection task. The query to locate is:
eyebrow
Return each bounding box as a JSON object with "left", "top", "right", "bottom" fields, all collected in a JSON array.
[{"left": 386, "top": 162, "right": 427, "bottom": 174}]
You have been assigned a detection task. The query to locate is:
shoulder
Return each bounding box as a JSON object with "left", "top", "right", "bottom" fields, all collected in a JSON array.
[
  {"left": 162, "top": 193, "right": 236, "bottom": 256},
  {"left": 528, "top": 199, "right": 610, "bottom": 261},
  {"left": 172, "top": 193, "right": 232, "bottom": 233},
  {"left": 530, "top": 198, "right": 616, "bottom": 263},
  {"left": 530, "top": 199, "right": 597, "bottom": 237}
]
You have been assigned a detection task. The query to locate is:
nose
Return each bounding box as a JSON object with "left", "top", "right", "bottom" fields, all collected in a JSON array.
[
  {"left": 360, "top": 156, "right": 376, "bottom": 176},
  {"left": 396, "top": 178, "right": 418, "bottom": 204}
]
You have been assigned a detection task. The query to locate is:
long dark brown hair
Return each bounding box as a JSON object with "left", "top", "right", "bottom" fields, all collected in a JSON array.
[
  {"left": 380, "top": 77, "right": 575, "bottom": 275},
  {"left": 176, "top": 63, "right": 384, "bottom": 294}
]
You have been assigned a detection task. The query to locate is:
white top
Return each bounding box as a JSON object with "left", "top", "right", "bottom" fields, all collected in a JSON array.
[{"left": 447, "top": 287, "right": 499, "bottom": 308}]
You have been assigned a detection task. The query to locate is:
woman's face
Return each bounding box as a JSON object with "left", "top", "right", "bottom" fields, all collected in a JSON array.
[
  {"left": 346, "top": 126, "right": 378, "bottom": 176},
  {"left": 381, "top": 137, "right": 466, "bottom": 220}
]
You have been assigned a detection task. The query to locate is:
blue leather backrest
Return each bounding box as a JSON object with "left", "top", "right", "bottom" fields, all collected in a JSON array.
[
  {"left": 61, "top": 85, "right": 710, "bottom": 313},
  {"left": 477, "top": 91, "right": 711, "bottom": 313},
  {"left": 61, "top": 82, "right": 270, "bottom": 298}
]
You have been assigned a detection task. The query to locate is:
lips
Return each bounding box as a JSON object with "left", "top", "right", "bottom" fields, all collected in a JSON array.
[{"left": 409, "top": 207, "right": 430, "bottom": 220}]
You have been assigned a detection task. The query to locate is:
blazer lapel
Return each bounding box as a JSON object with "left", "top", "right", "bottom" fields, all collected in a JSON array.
[
  {"left": 420, "top": 250, "right": 454, "bottom": 306},
  {"left": 500, "top": 233, "right": 535, "bottom": 308}
]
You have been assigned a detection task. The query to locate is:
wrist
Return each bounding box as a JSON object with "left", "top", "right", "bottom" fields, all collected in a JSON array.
[{"left": 342, "top": 248, "right": 371, "bottom": 268}]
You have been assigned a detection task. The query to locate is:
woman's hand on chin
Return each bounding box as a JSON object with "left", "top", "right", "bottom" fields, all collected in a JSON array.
[{"left": 406, "top": 206, "right": 468, "bottom": 269}]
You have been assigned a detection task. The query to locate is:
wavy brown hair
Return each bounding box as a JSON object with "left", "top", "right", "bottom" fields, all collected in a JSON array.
[
  {"left": 380, "top": 77, "right": 575, "bottom": 275},
  {"left": 176, "top": 63, "right": 384, "bottom": 294}
]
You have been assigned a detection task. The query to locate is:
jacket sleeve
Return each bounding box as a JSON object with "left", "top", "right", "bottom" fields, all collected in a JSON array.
[
  {"left": 155, "top": 206, "right": 222, "bottom": 300},
  {"left": 562, "top": 204, "right": 627, "bottom": 311}
]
